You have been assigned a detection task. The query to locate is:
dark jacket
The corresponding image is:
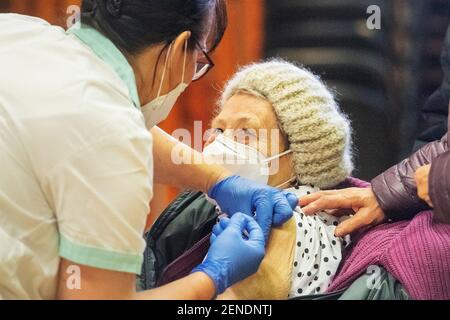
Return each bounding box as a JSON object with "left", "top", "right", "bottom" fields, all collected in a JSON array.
[
  {"left": 414, "top": 24, "right": 450, "bottom": 150},
  {"left": 371, "top": 128, "right": 449, "bottom": 223},
  {"left": 371, "top": 25, "right": 450, "bottom": 224}
]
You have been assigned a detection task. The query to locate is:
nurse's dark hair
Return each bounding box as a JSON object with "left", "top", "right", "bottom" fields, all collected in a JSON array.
[{"left": 80, "top": 0, "right": 227, "bottom": 55}]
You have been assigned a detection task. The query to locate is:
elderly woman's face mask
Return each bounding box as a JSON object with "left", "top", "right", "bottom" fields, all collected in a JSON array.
[{"left": 203, "top": 133, "right": 292, "bottom": 186}]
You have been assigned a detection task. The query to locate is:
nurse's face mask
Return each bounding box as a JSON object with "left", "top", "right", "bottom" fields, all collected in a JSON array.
[
  {"left": 141, "top": 40, "right": 189, "bottom": 128},
  {"left": 203, "top": 134, "right": 293, "bottom": 186}
]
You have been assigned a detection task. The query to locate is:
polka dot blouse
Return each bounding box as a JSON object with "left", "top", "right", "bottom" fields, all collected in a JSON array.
[{"left": 287, "top": 185, "right": 351, "bottom": 298}]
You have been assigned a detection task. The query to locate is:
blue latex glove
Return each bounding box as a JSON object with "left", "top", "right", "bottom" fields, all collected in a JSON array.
[
  {"left": 210, "top": 216, "right": 232, "bottom": 243},
  {"left": 208, "top": 175, "right": 298, "bottom": 240},
  {"left": 191, "top": 213, "right": 265, "bottom": 295}
]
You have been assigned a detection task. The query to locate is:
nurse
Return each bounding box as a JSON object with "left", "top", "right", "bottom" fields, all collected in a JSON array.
[{"left": 0, "top": 0, "right": 297, "bottom": 299}]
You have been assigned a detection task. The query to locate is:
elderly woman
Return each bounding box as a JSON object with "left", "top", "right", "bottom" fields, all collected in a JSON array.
[
  {"left": 144, "top": 58, "right": 450, "bottom": 299},
  {"left": 199, "top": 60, "right": 354, "bottom": 299}
]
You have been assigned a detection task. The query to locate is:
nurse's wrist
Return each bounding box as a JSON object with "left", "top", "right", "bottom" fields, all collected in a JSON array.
[
  {"left": 204, "top": 166, "right": 232, "bottom": 194},
  {"left": 189, "top": 271, "right": 218, "bottom": 300}
]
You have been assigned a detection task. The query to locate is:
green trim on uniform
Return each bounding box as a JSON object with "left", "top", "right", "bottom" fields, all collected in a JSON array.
[
  {"left": 59, "top": 234, "right": 143, "bottom": 275},
  {"left": 67, "top": 24, "right": 141, "bottom": 108}
]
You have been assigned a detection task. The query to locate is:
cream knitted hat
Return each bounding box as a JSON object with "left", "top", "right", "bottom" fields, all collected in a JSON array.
[{"left": 220, "top": 59, "right": 353, "bottom": 188}]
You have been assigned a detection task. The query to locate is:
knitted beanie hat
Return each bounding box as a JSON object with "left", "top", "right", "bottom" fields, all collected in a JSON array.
[{"left": 220, "top": 59, "right": 353, "bottom": 188}]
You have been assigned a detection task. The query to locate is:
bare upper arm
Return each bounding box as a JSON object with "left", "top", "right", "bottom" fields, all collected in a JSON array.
[{"left": 57, "top": 258, "right": 136, "bottom": 300}]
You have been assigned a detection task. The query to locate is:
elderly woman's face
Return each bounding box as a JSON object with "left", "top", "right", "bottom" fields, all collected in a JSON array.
[{"left": 207, "top": 92, "right": 294, "bottom": 186}]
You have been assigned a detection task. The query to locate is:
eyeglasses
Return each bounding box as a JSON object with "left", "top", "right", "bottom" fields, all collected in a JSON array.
[{"left": 193, "top": 40, "right": 215, "bottom": 81}]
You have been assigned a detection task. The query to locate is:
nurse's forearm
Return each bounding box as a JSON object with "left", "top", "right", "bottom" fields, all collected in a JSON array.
[
  {"left": 151, "top": 126, "right": 231, "bottom": 193},
  {"left": 57, "top": 258, "right": 216, "bottom": 300},
  {"left": 135, "top": 272, "right": 216, "bottom": 300}
]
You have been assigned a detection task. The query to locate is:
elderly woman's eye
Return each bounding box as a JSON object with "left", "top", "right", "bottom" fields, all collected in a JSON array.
[
  {"left": 213, "top": 128, "right": 224, "bottom": 134},
  {"left": 241, "top": 128, "right": 257, "bottom": 136},
  {"left": 233, "top": 128, "right": 258, "bottom": 145}
]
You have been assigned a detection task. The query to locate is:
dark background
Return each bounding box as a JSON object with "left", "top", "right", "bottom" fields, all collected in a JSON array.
[{"left": 265, "top": 0, "right": 450, "bottom": 180}]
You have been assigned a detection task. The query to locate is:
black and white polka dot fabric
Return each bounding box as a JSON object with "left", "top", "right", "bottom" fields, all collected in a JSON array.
[{"left": 286, "top": 185, "right": 351, "bottom": 298}]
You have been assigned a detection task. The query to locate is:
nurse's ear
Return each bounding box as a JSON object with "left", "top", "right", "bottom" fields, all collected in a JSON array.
[{"left": 168, "top": 31, "right": 197, "bottom": 86}]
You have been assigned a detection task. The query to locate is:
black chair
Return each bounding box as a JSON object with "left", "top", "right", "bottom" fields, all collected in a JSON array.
[
  {"left": 266, "top": 20, "right": 388, "bottom": 53},
  {"left": 269, "top": 47, "right": 389, "bottom": 91},
  {"left": 264, "top": 0, "right": 429, "bottom": 179},
  {"left": 267, "top": 0, "right": 391, "bottom": 28},
  {"left": 327, "top": 81, "right": 394, "bottom": 179}
]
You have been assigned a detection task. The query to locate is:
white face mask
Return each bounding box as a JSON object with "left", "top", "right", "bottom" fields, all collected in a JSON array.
[
  {"left": 203, "top": 134, "right": 294, "bottom": 186},
  {"left": 141, "top": 41, "right": 189, "bottom": 128}
]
